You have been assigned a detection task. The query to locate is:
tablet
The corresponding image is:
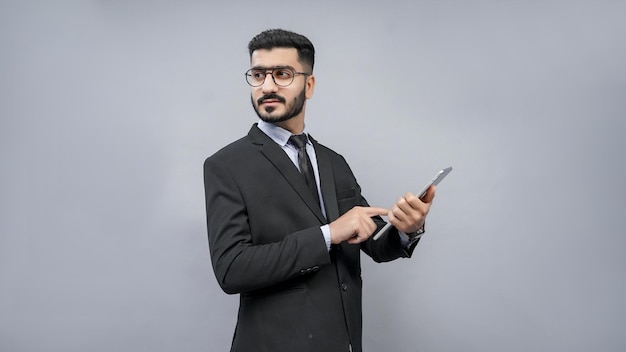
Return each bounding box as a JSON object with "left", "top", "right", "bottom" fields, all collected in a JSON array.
[{"left": 372, "top": 167, "right": 452, "bottom": 241}]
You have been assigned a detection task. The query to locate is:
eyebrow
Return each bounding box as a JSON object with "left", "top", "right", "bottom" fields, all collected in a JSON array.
[{"left": 250, "top": 65, "right": 296, "bottom": 71}]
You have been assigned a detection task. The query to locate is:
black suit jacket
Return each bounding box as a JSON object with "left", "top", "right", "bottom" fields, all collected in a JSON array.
[{"left": 204, "top": 124, "right": 417, "bottom": 352}]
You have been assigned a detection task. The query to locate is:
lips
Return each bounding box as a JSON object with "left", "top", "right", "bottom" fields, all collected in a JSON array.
[{"left": 258, "top": 95, "right": 285, "bottom": 105}]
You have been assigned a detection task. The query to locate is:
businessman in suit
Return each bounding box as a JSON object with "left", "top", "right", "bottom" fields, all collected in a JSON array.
[{"left": 203, "top": 29, "right": 436, "bottom": 352}]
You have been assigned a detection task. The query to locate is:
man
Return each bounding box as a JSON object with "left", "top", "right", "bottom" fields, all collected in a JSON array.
[{"left": 203, "top": 29, "right": 436, "bottom": 352}]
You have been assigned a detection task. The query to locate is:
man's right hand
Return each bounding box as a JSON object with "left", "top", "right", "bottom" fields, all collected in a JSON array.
[{"left": 329, "top": 206, "right": 389, "bottom": 244}]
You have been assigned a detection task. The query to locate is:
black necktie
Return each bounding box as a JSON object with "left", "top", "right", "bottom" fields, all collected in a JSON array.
[{"left": 288, "top": 134, "right": 320, "bottom": 206}]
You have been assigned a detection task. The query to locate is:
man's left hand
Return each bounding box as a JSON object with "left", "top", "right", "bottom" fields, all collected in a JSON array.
[{"left": 387, "top": 185, "right": 436, "bottom": 234}]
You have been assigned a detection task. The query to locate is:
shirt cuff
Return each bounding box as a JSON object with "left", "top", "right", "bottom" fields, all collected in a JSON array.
[{"left": 321, "top": 224, "right": 331, "bottom": 251}]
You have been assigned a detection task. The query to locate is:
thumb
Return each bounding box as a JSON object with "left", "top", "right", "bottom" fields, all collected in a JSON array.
[{"left": 421, "top": 185, "right": 436, "bottom": 203}]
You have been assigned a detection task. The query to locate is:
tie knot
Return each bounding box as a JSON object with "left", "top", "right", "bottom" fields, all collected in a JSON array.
[{"left": 288, "top": 134, "right": 308, "bottom": 149}]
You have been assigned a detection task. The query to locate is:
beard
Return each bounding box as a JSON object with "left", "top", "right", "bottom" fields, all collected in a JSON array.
[{"left": 251, "top": 87, "right": 306, "bottom": 124}]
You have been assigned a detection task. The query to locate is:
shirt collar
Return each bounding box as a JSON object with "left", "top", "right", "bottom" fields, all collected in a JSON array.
[{"left": 257, "top": 120, "right": 309, "bottom": 147}]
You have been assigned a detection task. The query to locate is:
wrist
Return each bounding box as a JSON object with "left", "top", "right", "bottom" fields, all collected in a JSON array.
[{"left": 404, "top": 224, "right": 425, "bottom": 240}]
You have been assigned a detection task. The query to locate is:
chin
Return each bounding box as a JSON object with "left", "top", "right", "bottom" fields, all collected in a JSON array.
[
  {"left": 259, "top": 109, "right": 284, "bottom": 121},
  {"left": 258, "top": 115, "right": 277, "bottom": 123}
]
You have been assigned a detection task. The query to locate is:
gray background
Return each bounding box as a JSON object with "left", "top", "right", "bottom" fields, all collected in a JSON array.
[{"left": 2, "top": 1, "right": 625, "bottom": 351}]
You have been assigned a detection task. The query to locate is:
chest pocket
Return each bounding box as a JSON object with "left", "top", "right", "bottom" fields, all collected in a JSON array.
[{"left": 336, "top": 187, "right": 358, "bottom": 215}]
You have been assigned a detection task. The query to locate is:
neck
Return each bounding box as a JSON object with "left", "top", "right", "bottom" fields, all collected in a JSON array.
[{"left": 275, "top": 113, "right": 305, "bottom": 135}]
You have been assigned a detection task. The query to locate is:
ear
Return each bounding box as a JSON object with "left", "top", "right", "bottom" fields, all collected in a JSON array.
[{"left": 305, "top": 74, "right": 315, "bottom": 99}]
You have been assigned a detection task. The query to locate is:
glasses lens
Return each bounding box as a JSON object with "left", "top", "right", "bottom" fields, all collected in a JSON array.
[
  {"left": 246, "top": 69, "right": 265, "bottom": 86},
  {"left": 272, "top": 69, "right": 294, "bottom": 87}
]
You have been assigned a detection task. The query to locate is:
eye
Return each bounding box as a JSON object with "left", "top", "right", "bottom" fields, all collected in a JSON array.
[
  {"left": 274, "top": 69, "right": 293, "bottom": 78},
  {"left": 250, "top": 70, "right": 265, "bottom": 79}
]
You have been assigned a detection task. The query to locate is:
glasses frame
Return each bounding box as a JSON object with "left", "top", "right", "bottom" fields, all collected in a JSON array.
[{"left": 245, "top": 67, "right": 310, "bottom": 87}]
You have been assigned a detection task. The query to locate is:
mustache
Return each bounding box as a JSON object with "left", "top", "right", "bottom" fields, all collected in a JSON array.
[{"left": 257, "top": 94, "right": 286, "bottom": 105}]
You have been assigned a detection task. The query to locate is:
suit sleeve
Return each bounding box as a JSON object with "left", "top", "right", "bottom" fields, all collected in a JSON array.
[
  {"left": 359, "top": 200, "right": 418, "bottom": 262},
  {"left": 204, "top": 157, "right": 331, "bottom": 295},
  {"left": 361, "top": 221, "right": 418, "bottom": 262}
]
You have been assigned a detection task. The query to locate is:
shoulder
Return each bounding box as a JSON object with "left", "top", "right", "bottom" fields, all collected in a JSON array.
[
  {"left": 204, "top": 124, "right": 268, "bottom": 165},
  {"left": 204, "top": 135, "right": 249, "bottom": 165}
]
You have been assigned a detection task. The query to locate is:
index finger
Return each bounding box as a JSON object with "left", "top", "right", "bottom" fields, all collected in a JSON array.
[{"left": 362, "top": 207, "right": 389, "bottom": 217}]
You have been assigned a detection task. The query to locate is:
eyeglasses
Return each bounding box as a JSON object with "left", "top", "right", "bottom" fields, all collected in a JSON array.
[{"left": 245, "top": 67, "right": 310, "bottom": 87}]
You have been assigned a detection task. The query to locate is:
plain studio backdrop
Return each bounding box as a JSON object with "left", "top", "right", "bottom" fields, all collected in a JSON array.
[{"left": 1, "top": 1, "right": 625, "bottom": 351}]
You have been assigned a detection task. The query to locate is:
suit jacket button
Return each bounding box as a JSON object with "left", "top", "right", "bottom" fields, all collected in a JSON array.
[
  {"left": 300, "top": 269, "right": 306, "bottom": 275},
  {"left": 312, "top": 266, "right": 319, "bottom": 272},
  {"left": 306, "top": 268, "right": 312, "bottom": 274},
  {"left": 341, "top": 283, "right": 348, "bottom": 291}
]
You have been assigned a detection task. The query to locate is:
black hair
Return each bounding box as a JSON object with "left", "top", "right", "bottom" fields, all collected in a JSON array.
[{"left": 248, "top": 29, "right": 315, "bottom": 72}]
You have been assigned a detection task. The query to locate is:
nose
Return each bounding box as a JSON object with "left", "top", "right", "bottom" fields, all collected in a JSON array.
[{"left": 260, "top": 72, "right": 278, "bottom": 94}]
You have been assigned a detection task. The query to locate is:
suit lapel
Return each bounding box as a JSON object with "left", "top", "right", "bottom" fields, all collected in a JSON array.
[{"left": 248, "top": 125, "right": 327, "bottom": 223}]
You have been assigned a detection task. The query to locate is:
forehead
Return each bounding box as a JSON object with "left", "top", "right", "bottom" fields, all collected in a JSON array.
[{"left": 250, "top": 48, "right": 301, "bottom": 69}]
